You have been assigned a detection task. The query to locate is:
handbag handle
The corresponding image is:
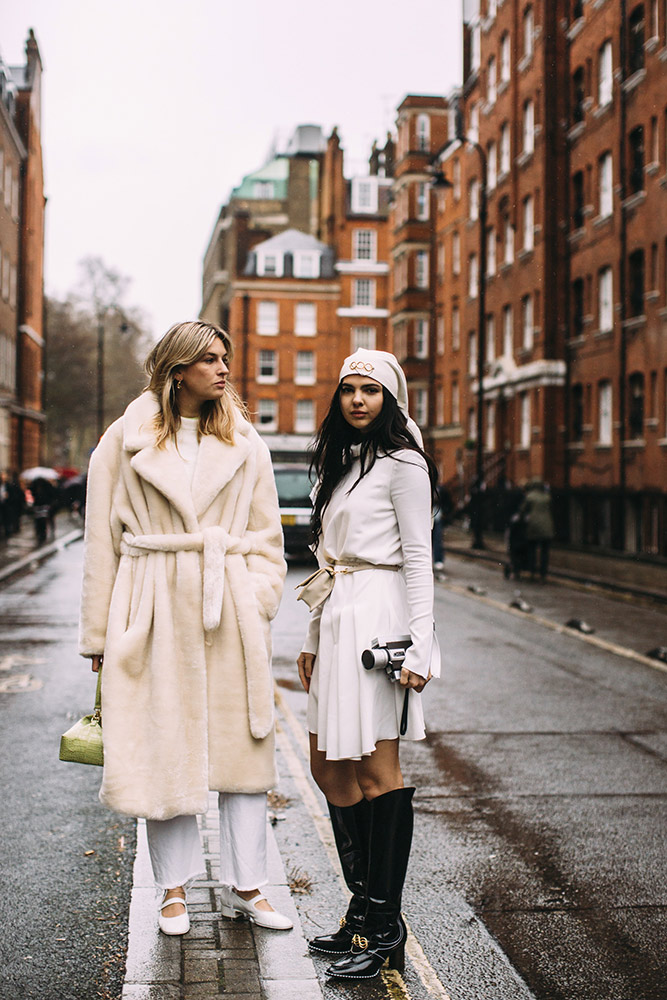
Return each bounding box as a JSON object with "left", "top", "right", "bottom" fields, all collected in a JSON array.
[{"left": 92, "top": 665, "right": 102, "bottom": 721}]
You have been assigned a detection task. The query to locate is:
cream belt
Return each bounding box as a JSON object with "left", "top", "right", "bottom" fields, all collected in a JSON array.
[
  {"left": 120, "top": 527, "right": 259, "bottom": 632},
  {"left": 295, "top": 559, "right": 401, "bottom": 612}
]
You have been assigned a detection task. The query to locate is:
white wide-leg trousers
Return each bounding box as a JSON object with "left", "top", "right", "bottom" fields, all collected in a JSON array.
[{"left": 146, "top": 792, "right": 268, "bottom": 892}]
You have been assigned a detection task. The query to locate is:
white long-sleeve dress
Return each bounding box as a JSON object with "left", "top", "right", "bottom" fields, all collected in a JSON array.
[{"left": 301, "top": 447, "right": 440, "bottom": 761}]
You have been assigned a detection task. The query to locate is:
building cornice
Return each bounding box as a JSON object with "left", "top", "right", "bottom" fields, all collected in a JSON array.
[{"left": 232, "top": 280, "right": 340, "bottom": 297}]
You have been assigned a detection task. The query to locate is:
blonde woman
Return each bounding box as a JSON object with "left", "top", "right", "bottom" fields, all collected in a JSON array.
[{"left": 79, "top": 321, "right": 291, "bottom": 935}]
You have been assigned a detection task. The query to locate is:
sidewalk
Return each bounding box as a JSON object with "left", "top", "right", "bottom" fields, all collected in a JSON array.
[
  {"left": 444, "top": 522, "right": 667, "bottom": 604},
  {"left": 0, "top": 508, "right": 84, "bottom": 581},
  {"left": 122, "top": 795, "right": 322, "bottom": 1000}
]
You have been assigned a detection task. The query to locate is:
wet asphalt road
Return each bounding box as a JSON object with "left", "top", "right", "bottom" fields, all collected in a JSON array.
[
  {"left": 272, "top": 552, "right": 667, "bottom": 1000},
  {"left": 0, "top": 544, "right": 136, "bottom": 1000},
  {"left": 0, "top": 540, "right": 665, "bottom": 1000}
]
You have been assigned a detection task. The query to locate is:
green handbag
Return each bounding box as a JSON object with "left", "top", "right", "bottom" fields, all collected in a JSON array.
[{"left": 59, "top": 667, "right": 104, "bottom": 766}]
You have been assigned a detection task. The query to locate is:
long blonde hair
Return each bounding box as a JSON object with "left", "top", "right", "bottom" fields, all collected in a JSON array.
[{"left": 144, "top": 321, "right": 248, "bottom": 447}]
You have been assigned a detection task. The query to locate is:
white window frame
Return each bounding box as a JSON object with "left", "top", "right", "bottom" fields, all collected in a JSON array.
[
  {"left": 522, "top": 294, "right": 534, "bottom": 349},
  {"left": 486, "top": 314, "right": 496, "bottom": 363},
  {"left": 598, "top": 40, "right": 613, "bottom": 106},
  {"left": 353, "top": 229, "right": 376, "bottom": 261},
  {"left": 257, "top": 300, "right": 279, "bottom": 335},
  {"left": 452, "top": 306, "right": 461, "bottom": 350},
  {"left": 353, "top": 278, "right": 376, "bottom": 308},
  {"left": 599, "top": 152, "right": 613, "bottom": 218},
  {"left": 598, "top": 381, "right": 612, "bottom": 445},
  {"left": 523, "top": 196, "right": 534, "bottom": 251},
  {"left": 452, "top": 233, "right": 461, "bottom": 276},
  {"left": 453, "top": 159, "right": 461, "bottom": 201},
  {"left": 351, "top": 325, "right": 376, "bottom": 350},
  {"left": 257, "top": 398, "right": 278, "bottom": 431},
  {"left": 486, "top": 400, "right": 496, "bottom": 451},
  {"left": 257, "top": 349, "right": 277, "bottom": 383},
  {"left": 500, "top": 123, "right": 511, "bottom": 174},
  {"left": 523, "top": 99, "right": 535, "bottom": 155},
  {"left": 488, "top": 142, "right": 498, "bottom": 190},
  {"left": 469, "top": 330, "right": 478, "bottom": 374},
  {"left": 523, "top": 6, "right": 534, "bottom": 60},
  {"left": 416, "top": 114, "right": 430, "bottom": 151},
  {"left": 415, "top": 251, "right": 429, "bottom": 289},
  {"left": 452, "top": 381, "right": 460, "bottom": 423},
  {"left": 416, "top": 181, "right": 430, "bottom": 220},
  {"left": 471, "top": 23, "right": 482, "bottom": 71},
  {"left": 504, "top": 217, "right": 515, "bottom": 264},
  {"left": 501, "top": 33, "right": 511, "bottom": 82},
  {"left": 257, "top": 252, "right": 284, "bottom": 278},
  {"left": 469, "top": 103, "right": 480, "bottom": 143},
  {"left": 520, "top": 392, "right": 531, "bottom": 448},
  {"left": 469, "top": 178, "right": 480, "bottom": 221},
  {"left": 295, "top": 399, "right": 315, "bottom": 434},
  {"left": 414, "top": 388, "right": 428, "bottom": 427},
  {"left": 487, "top": 228, "right": 497, "bottom": 276},
  {"left": 295, "top": 350, "right": 316, "bottom": 385},
  {"left": 295, "top": 302, "right": 316, "bottom": 336},
  {"left": 415, "top": 318, "right": 429, "bottom": 358},
  {"left": 599, "top": 266, "right": 613, "bottom": 332},
  {"left": 502, "top": 304, "right": 513, "bottom": 357},
  {"left": 293, "top": 251, "right": 320, "bottom": 278},
  {"left": 351, "top": 177, "right": 379, "bottom": 214},
  {"left": 469, "top": 253, "right": 479, "bottom": 299},
  {"left": 437, "top": 315, "right": 445, "bottom": 356},
  {"left": 487, "top": 56, "right": 497, "bottom": 104}
]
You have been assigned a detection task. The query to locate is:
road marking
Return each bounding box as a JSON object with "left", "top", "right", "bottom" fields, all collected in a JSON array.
[
  {"left": 274, "top": 686, "right": 453, "bottom": 1000},
  {"left": 0, "top": 654, "right": 46, "bottom": 672},
  {"left": 0, "top": 673, "right": 43, "bottom": 693},
  {"left": 441, "top": 581, "right": 667, "bottom": 675}
]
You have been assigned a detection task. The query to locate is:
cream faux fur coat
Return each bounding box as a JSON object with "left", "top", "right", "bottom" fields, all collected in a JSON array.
[{"left": 78, "top": 391, "right": 286, "bottom": 820}]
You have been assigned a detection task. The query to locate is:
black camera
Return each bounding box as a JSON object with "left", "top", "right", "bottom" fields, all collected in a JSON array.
[{"left": 361, "top": 635, "right": 413, "bottom": 682}]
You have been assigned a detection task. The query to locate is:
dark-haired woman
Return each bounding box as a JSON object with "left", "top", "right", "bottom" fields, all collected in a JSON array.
[
  {"left": 296, "top": 348, "right": 440, "bottom": 980},
  {"left": 79, "top": 321, "right": 292, "bottom": 937}
]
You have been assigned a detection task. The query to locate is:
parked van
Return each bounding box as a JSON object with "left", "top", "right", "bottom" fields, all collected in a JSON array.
[{"left": 273, "top": 463, "right": 314, "bottom": 558}]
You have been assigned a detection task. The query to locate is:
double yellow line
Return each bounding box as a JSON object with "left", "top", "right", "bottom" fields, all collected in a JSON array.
[{"left": 274, "top": 685, "right": 452, "bottom": 1000}]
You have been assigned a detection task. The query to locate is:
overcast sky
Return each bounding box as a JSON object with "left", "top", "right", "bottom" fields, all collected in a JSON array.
[{"left": 2, "top": 1, "right": 462, "bottom": 339}]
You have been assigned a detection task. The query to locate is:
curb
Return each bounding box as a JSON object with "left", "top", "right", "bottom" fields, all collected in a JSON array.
[
  {"left": 122, "top": 794, "right": 323, "bottom": 1000},
  {"left": 445, "top": 541, "right": 667, "bottom": 606},
  {"left": 0, "top": 527, "right": 84, "bottom": 584}
]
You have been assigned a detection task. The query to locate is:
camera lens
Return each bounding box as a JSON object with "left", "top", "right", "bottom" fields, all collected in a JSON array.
[{"left": 362, "top": 648, "right": 391, "bottom": 670}]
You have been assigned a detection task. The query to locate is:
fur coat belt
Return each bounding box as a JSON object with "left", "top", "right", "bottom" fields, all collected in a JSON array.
[{"left": 121, "top": 527, "right": 262, "bottom": 633}]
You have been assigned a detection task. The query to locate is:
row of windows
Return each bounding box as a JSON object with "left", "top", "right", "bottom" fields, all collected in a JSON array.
[
  {"left": 256, "top": 301, "right": 317, "bottom": 336},
  {"left": 0, "top": 249, "right": 17, "bottom": 307},
  {"left": 572, "top": 39, "right": 613, "bottom": 121},
  {"left": 256, "top": 349, "right": 316, "bottom": 384},
  {"left": 394, "top": 251, "right": 429, "bottom": 295},
  {"left": 0, "top": 149, "right": 20, "bottom": 220},
  {"left": 255, "top": 398, "right": 315, "bottom": 434},
  {"left": 571, "top": 370, "right": 667, "bottom": 446},
  {"left": 255, "top": 250, "right": 322, "bottom": 279},
  {"left": 0, "top": 330, "right": 16, "bottom": 389},
  {"left": 572, "top": 241, "right": 667, "bottom": 335},
  {"left": 471, "top": 3, "right": 534, "bottom": 77}
]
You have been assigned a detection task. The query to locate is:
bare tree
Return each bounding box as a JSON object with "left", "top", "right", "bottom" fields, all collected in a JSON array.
[{"left": 44, "top": 258, "right": 151, "bottom": 469}]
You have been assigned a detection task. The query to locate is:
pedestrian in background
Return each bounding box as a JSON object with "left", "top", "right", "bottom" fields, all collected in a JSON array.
[
  {"left": 520, "top": 477, "right": 555, "bottom": 581},
  {"left": 79, "top": 320, "right": 291, "bottom": 937},
  {"left": 297, "top": 349, "right": 440, "bottom": 981},
  {"left": 432, "top": 482, "right": 453, "bottom": 577}
]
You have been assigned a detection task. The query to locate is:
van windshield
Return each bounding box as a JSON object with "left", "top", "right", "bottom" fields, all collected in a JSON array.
[{"left": 274, "top": 468, "right": 313, "bottom": 507}]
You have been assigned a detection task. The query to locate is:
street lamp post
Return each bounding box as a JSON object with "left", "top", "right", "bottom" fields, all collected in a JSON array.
[
  {"left": 430, "top": 133, "right": 488, "bottom": 548},
  {"left": 96, "top": 315, "right": 105, "bottom": 442}
]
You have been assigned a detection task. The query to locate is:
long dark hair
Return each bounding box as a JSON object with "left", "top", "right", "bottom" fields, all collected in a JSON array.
[{"left": 309, "top": 384, "right": 439, "bottom": 545}]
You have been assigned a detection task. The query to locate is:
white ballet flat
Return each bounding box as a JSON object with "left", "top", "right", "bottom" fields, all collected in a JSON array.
[
  {"left": 219, "top": 886, "right": 292, "bottom": 930},
  {"left": 158, "top": 892, "right": 190, "bottom": 936}
]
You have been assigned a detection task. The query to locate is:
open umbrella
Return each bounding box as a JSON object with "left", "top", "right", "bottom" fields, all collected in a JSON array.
[{"left": 20, "top": 466, "right": 60, "bottom": 482}]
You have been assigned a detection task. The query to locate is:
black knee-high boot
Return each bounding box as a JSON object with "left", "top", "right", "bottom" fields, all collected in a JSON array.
[
  {"left": 326, "top": 786, "right": 414, "bottom": 979},
  {"left": 308, "top": 797, "right": 371, "bottom": 955}
]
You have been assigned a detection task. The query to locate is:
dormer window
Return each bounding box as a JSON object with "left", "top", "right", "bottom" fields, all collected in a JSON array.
[
  {"left": 293, "top": 251, "right": 320, "bottom": 278},
  {"left": 253, "top": 181, "right": 274, "bottom": 198},
  {"left": 351, "top": 178, "right": 379, "bottom": 214},
  {"left": 257, "top": 252, "right": 284, "bottom": 277}
]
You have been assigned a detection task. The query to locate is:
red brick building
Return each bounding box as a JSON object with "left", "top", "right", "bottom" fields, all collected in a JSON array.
[
  {"left": 0, "top": 30, "right": 45, "bottom": 472},
  {"left": 201, "top": 126, "right": 395, "bottom": 458},
  {"left": 403, "top": 0, "right": 666, "bottom": 555},
  {"left": 565, "top": 0, "right": 667, "bottom": 554}
]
